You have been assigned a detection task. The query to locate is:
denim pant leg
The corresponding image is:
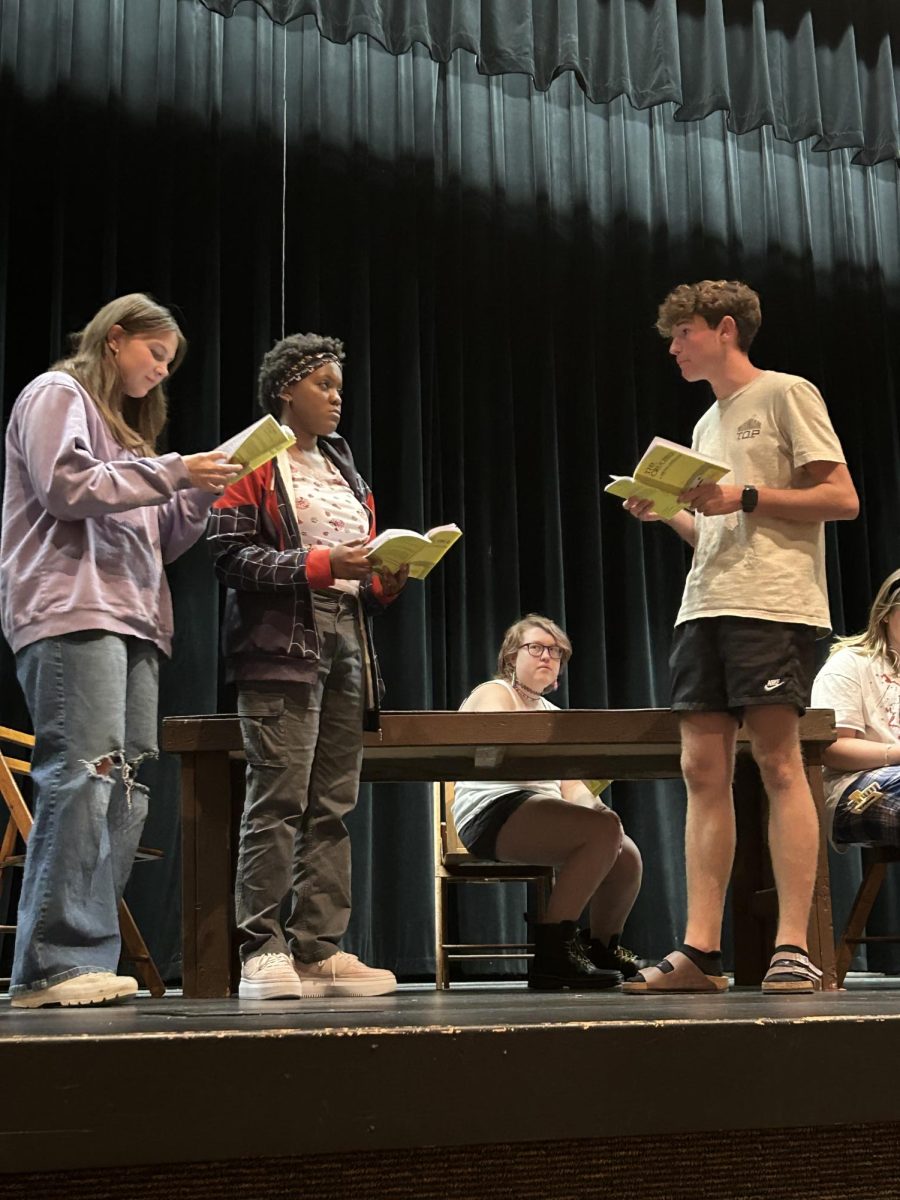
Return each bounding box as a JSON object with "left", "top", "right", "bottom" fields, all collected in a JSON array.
[
  {"left": 288, "top": 594, "right": 365, "bottom": 963},
  {"left": 12, "top": 632, "right": 155, "bottom": 994},
  {"left": 109, "top": 640, "right": 159, "bottom": 903},
  {"left": 235, "top": 684, "right": 322, "bottom": 962}
]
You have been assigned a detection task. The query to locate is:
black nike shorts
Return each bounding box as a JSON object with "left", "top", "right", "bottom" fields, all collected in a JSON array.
[{"left": 669, "top": 616, "right": 817, "bottom": 716}]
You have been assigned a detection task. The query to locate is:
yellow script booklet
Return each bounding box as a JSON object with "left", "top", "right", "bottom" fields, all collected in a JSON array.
[
  {"left": 366, "top": 523, "right": 462, "bottom": 579},
  {"left": 215, "top": 415, "right": 296, "bottom": 481},
  {"left": 584, "top": 779, "right": 612, "bottom": 798},
  {"left": 604, "top": 436, "right": 731, "bottom": 519}
]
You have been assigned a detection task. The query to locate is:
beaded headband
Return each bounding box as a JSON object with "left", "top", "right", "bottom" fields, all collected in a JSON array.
[{"left": 279, "top": 352, "right": 341, "bottom": 395}]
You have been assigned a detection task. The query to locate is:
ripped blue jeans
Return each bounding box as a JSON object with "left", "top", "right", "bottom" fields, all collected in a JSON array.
[{"left": 11, "top": 631, "right": 158, "bottom": 995}]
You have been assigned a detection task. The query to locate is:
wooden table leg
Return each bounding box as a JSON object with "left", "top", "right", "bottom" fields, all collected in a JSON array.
[
  {"left": 181, "top": 750, "right": 235, "bottom": 998},
  {"left": 806, "top": 761, "right": 837, "bottom": 991}
]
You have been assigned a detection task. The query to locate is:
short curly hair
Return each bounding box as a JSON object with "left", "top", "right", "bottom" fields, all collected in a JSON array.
[
  {"left": 257, "top": 332, "right": 345, "bottom": 417},
  {"left": 656, "top": 280, "right": 762, "bottom": 352}
]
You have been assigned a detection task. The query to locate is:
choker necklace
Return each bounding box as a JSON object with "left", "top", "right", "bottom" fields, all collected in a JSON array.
[{"left": 512, "top": 677, "right": 544, "bottom": 702}]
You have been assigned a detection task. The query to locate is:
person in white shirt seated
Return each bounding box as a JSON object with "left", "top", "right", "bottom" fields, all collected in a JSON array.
[
  {"left": 811, "top": 569, "right": 900, "bottom": 849},
  {"left": 452, "top": 614, "right": 642, "bottom": 990}
]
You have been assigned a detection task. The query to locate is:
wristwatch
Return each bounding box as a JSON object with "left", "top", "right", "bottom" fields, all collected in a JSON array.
[{"left": 741, "top": 484, "right": 759, "bottom": 513}]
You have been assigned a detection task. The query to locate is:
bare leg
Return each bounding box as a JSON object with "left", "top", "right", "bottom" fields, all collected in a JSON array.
[
  {"left": 589, "top": 835, "right": 642, "bottom": 942},
  {"left": 494, "top": 796, "right": 624, "bottom": 923},
  {"left": 680, "top": 712, "right": 739, "bottom": 952},
  {"left": 744, "top": 704, "right": 817, "bottom": 950}
]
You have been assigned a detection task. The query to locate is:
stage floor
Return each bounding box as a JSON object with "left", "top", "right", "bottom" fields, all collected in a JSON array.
[
  {"left": 3, "top": 978, "right": 900, "bottom": 1174},
  {"left": 3, "top": 974, "right": 900, "bottom": 1036}
]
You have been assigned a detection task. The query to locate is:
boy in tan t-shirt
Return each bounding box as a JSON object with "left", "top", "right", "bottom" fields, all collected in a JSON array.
[{"left": 622, "top": 279, "right": 858, "bottom": 995}]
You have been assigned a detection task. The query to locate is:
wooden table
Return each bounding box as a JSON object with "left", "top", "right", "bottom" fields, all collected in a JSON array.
[{"left": 161, "top": 707, "right": 838, "bottom": 997}]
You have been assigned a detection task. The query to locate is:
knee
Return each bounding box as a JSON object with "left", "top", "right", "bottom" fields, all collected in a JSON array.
[
  {"left": 584, "top": 807, "right": 624, "bottom": 856},
  {"left": 681, "top": 752, "right": 730, "bottom": 800},
  {"left": 81, "top": 751, "right": 124, "bottom": 780},
  {"left": 753, "top": 747, "right": 802, "bottom": 796}
]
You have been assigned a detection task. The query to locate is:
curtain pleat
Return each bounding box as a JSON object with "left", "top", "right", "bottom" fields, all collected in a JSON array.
[
  {"left": 2, "top": 0, "right": 900, "bottom": 977},
  {"left": 198, "top": 0, "right": 900, "bottom": 164}
]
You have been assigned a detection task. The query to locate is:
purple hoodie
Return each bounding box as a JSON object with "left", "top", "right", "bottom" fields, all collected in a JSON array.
[{"left": 1, "top": 371, "right": 213, "bottom": 656}]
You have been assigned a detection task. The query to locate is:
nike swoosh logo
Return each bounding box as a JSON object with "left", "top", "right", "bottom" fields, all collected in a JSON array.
[{"left": 764, "top": 680, "right": 783, "bottom": 692}]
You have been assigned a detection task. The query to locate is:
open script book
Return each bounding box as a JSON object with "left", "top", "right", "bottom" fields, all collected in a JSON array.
[
  {"left": 366, "top": 523, "right": 462, "bottom": 580},
  {"left": 215, "top": 415, "right": 296, "bottom": 481},
  {"left": 604, "top": 437, "right": 731, "bottom": 519}
]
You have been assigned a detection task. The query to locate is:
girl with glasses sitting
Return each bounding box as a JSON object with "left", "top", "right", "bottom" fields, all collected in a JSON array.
[
  {"left": 811, "top": 569, "right": 900, "bottom": 849},
  {"left": 452, "top": 614, "right": 642, "bottom": 989}
]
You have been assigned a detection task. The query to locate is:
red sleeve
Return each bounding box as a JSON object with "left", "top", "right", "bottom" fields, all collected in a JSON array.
[{"left": 306, "top": 546, "right": 334, "bottom": 589}]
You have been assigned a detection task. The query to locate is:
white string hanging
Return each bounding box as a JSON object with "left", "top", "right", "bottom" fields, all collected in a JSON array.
[{"left": 280, "top": 21, "right": 288, "bottom": 341}]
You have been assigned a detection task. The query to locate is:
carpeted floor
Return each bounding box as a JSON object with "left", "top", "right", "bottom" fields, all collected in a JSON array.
[{"left": 2, "top": 1121, "right": 899, "bottom": 1199}]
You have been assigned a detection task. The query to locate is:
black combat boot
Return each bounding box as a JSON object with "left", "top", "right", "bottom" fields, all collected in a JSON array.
[
  {"left": 580, "top": 931, "right": 640, "bottom": 980},
  {"left": 528, "top": 920, "right": 623, "bottom": 990}
]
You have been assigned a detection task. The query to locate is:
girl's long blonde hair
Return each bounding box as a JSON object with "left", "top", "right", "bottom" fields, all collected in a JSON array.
[
  {"left": 831, "top": 569, "right": 900, "bottom": 672},
  {"left": 52, "top": 293, "right": 187, "bottom": 456}
]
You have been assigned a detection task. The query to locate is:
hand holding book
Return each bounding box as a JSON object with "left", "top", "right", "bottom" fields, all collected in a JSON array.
[
  {"left": 182, "top": 451, "right": 244, "bottom": 492},
  {"left": 328, "top": 543, "right": 409, "bottom": 595},
  {"left": 605, "top": 437, "right": 731, "bottom": 519},
  {"left": 214, "top": 415, "right": 297, "bottom": 482}
]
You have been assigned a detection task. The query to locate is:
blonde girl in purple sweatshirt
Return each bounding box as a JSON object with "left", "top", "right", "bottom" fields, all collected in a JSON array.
[{"left": 0, "top": 293, "right": 239, "bottom": 1008}]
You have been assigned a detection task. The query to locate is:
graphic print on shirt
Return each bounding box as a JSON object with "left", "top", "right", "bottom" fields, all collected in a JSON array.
[
  {"left": 289, "top": 451, "right": 368, "bottom": 550},
  {"left": 737, "top": 417, "right": 761, "bottom": 441},
  {"left": 879, "top": 670, "right": 900, "bottom": 738}
]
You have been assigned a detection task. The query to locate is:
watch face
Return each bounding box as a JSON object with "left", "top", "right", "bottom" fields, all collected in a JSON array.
[{"left": 742, "top": 486, "right": 758, "bottom": 513}]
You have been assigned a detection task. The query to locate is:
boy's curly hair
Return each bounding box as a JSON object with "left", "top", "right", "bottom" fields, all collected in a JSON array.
[{"left": 656, "top": 280, "right": 762, "bottom": 352}]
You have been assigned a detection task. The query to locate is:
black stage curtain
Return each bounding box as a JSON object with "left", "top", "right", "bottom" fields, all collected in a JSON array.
[
  {"left": 1, "top": 0, "right": 900, "bottom": 981},
  {"left": 199, "top": 0, "right": 900, "bottom": 164}
]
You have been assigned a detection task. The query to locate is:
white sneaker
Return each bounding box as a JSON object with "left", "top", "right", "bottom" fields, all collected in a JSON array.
[
  {"left": 294, "top": 951, "right": 397, "bottom": 997},
  {"left": 239, "top": 952, "right": 304, "bottom": 1000},
  {"left": 11, "top": 971, "right": 138, "bottom": 1008}
]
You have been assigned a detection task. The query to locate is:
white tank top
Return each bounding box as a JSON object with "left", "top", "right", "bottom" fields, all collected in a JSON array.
[{"left": 452, "top": 679, "right": 564, "bottom": 834}]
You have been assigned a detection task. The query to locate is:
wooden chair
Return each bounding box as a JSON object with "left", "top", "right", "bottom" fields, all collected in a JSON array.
[
  {"left": 0, "top": 726, "right": 167, "bottom": 997},
  {"left": 835, "top": 845, "right": 900, "bottom": 987},
  {"left": 433, "top": 782, "right": 553, "bottom": 989}
]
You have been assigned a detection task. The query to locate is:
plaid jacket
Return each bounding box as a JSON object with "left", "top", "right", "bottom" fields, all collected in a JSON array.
[{"left": 207, "top": 433, "right": 390, "bottom": 724}]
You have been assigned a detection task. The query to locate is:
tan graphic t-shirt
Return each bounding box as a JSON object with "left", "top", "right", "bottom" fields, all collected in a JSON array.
[{"left": 676, "top": 371, "right": 845, "bottom": 632}]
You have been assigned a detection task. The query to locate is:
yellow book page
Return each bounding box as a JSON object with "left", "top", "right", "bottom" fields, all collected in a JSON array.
[
  {"left": 633, "top": 440, "right": 730, "bottom": 495},
  {"left": 217, "top": 416, "right": 296, "bottom": 481},
  {"left": 367, "top": 525, "right": 462, "bottom": 579}
]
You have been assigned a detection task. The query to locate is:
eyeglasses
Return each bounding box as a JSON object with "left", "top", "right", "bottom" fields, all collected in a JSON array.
[{"left": 519, "top": 642, "right": 564, "bottom": 661}]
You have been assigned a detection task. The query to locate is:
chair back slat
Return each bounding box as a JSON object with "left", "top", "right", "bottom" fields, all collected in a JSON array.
[
  {"left": 0, "top": 755, "right": 33, "bottom": 840},
  {"left": 0, "top": 728, "right": 35, "bottom": 840},
  {"left": 434, "top": 782, "right": 467, "bottom": 860},
  {"left": 441, "top": 782, "right": 468, "bottom": 857},
  {"left": 0, "top": 727, "right": 35, "bottom": 749}
]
